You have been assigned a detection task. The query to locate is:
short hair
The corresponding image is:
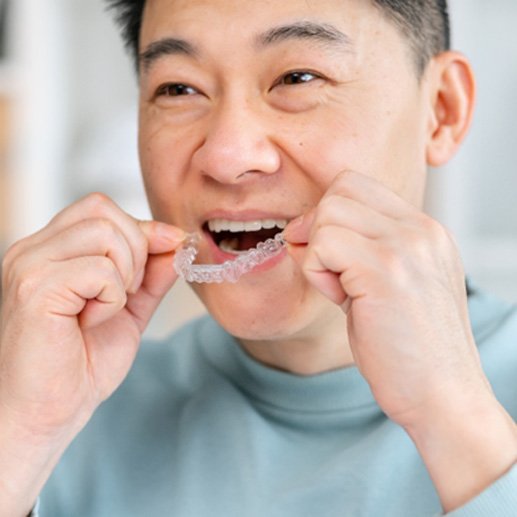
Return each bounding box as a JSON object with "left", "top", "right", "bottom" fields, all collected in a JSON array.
[
  {"left": 105, "top": 0, "right": 450, "bottom": 75},
  {"left": 372, "top": 0, "right": 450, "bottom": 74}
]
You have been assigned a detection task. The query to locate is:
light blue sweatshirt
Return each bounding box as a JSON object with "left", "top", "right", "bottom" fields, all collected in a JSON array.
[{"left": 36, "top": 287, "right": 517, "bottom": 516}]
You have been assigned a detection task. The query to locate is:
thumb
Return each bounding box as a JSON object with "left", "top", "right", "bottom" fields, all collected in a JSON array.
[
  {"left": 124, "top": 251, "right": 179, "bottom": 333},
  {"left": 285, "top": 211, "right": 347, "bottom": 307},
  {"left": 288, "top": 243, "right": 347, "bottom": 307},
  {"left": 283, "top": 209, "right": 316, "bottom": 245},
  {"left": 125, "top": 220, "right": 185, "bottom": 333}
]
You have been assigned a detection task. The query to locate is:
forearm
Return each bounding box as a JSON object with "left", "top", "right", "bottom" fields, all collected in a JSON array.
[
  {"left": 405, "top": 394, "right": 517, "bottom": 513},
  {"left": 0, "top": 412, "right": 81, "bottom": 517}
]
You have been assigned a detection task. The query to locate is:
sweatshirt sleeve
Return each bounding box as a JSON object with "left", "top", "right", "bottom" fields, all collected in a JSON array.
[{"left": 444, "top": 463, "right": 517, "bottom": 517}]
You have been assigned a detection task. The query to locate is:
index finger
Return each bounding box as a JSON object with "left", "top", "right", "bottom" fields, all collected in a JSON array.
[
  {"left": 326, "top": 170, "right": 418, "bottom": 220},
  {"left": 137, "top": 220, "right": 186, "bottom": 254},
  {"left": 9, "top": 194, "right": 184, "bottom": 290}
]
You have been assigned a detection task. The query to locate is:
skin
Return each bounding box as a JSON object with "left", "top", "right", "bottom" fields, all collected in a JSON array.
[
  {"left": 139, "top": 0, "right": 430, "bottom": 364},
  {"left": 0, "top": 0, "right": 515, "bottom": 515}
]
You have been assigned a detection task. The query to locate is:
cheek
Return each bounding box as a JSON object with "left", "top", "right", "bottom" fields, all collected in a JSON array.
[
  {"left": 289, "top": 91, "right": 428, "bottom": 205},
  {"left": 139, "top": 104, "right": 201, "bottom": 176},
  {"left": 372, "top": 103, "right": 429, "bottom": 204},
  {"left": 138, "top": 117, "right": 197, "bottom": 220},
  {"left": 140, "top": 130, "right": 185, "bottom": 182},
  {"left": 281, "top": 111, "right": 365, "bottom": 190}
]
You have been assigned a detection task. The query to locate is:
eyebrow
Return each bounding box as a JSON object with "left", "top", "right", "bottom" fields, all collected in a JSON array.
[
  {"left": 256, "top": 21, "right": 353, "bottom": 51},
  {"left": 139, "top": 21, "right": 353, "bottom": 73},
  {"left": 139, "top": 38, "right": 198, "bottom": 72}
]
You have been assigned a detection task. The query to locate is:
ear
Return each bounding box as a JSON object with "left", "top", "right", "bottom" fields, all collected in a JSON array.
[{"left": 425, "top": 51, "right": 476, "bottom": 167}]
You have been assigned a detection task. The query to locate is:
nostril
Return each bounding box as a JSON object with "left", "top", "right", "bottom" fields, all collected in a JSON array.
[{"left": 235, "top": 170, "right": 262, "bottom": 180}]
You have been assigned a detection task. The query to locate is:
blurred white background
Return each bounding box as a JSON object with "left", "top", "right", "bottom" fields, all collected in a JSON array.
[{"left": 0, "top": 0, "right": 516, "bottom": 339}]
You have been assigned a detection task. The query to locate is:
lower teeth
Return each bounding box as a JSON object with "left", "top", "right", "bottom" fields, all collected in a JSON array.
[
  {"left": 219, "top": 237, "right": 245, "bottom": 254},
  {"left": 217, "top": 232, "right": 282, "bottom": 254}
]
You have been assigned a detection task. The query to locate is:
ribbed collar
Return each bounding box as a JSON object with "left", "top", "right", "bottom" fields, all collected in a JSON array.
[
  {"left": 199, "top": 318, "right": 379, "bottom": 415},
  {"left": 197, "top": 286, "right": 507, "bottom": 418}
]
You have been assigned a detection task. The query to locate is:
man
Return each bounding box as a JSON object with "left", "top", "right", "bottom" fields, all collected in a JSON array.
[{"left": 0, "top": 0, "right": 516, "bottom": 515}]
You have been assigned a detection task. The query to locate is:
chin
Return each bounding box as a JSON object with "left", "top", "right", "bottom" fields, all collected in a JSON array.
[{"left": 191, "top": 267, "right": 337, "bottom": 343}]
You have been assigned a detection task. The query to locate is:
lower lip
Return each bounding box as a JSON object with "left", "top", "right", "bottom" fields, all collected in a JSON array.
[{"left": 203, "top": 231, "right": 288, "bottom": 275}]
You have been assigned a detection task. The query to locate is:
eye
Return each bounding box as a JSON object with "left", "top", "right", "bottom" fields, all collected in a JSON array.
[
  {"left": 155, "top": 83, "right": 199, "bottom": 97},
  {"left": 277, "top": 71, "right": 321, "bottom": 86},
  {"left": 269, "top": 69, "right": 330, "bottom": 113}
]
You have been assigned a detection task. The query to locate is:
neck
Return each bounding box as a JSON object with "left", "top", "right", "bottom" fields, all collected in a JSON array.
[{"left": 238, "top": 310, "right": 354, "bottom": 376}]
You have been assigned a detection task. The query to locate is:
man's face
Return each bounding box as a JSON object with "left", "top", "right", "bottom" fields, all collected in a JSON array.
[{"left": 138, "top": 0, "right": 433, "bottom": 342}]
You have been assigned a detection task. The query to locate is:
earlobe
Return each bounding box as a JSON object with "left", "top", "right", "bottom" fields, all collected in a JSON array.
[{"left": 425, "top": 52, "right": 476, "bottom": 167}]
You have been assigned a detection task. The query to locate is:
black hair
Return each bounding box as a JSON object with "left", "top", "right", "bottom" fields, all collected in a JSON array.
[
  {"left": 106, "top": 0, "right": 146, "bottom": 69},
  {"left": 105, "top": 0, "right": 450, "bottom": 75}
]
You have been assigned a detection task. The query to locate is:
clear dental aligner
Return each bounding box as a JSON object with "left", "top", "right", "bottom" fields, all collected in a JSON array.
[{"left": 174, "top": 232, "right": 286, "bottom": 283}]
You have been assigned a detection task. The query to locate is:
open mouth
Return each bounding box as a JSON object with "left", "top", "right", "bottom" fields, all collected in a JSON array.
[{"left": 204, "top": 218, "right": 288, "bottom": 254}]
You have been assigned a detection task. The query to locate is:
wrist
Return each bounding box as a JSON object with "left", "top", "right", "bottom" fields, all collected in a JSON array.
[
  {"left": 404, "top": 392, "right": 517, "bottom": 512},
  {"left": 0, "top": 406, "right": 88, "bottom": 517}
]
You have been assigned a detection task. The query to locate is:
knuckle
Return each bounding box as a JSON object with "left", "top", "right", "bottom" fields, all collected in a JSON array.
[
  {"left": 319, "top": 193, "right": 340, "bottom": 212},
  {"left": 404, "top": 225, "right": 427, "bottom": 249},
  {"left": 1, "top": 248, "right": 14, "bottom": 281},
  {"left": 379, "top": 246, "right": 402, "bottom": 272},
  {"left": 89, "top": 217, "right": 120, "bottom": 240},
  {"left": 409, "top": 215, "right": 450, "bottom": 253},
  {"left": 400, "top": 231, "right": 431, "bottom": 265},
  {"left": 336, "top": 169, "right": 355, "bottom": 183},
  {"left": 332, "top": 169, "right": 356, "bottom": 193},
  {"left": 85, "top": 191, "right": 111, "bottom": 206},
  {"left": 428, "top": 218, "right": 453, "bottom": 246},
  {"left": 85, "top": 223, "right": 134, "bottom": 282},
  {"left": 12, "top": 267, "right": 43, "bottom": 304},
  {"left": 2, "top": 238, "right": 28, "bottom": 272},
  {"left": 418, "top": 213, "right": 440, "bottom": 233},
  {"left": 2, "top": 249, "right": 32, "bottom": 296},
  {"left": 309, "top": 226, "right": 334, "bottom": 257},
  {"left": 74, "top": 218, "right": 125, "bottom": 255},
  {"left": 132, "top": 224, "right": 149, "bottom": 257},
  {"left": 94, "top": 255, "right": 120, "bottom": 279},
  {"left": 415, "top": 213, "right": 441, "bottom": 234},
  {"left": 377, "top": 246, "right": 410, "bottom": 285},
  {"left": 83, "top": 257, "right": 125, "bottom": 295},
  {"left": 79, "top": 256, "right": 118, "bottom": 287},
  {"left": 82, "top": 192, "right": 115, "bottom": 216},
  {"left": 116, "top": 290, "right": 128, "bottom": 309},
  {"left": 315, "top": 225, "right": 336, "bottom": 242},
  {"left": 316, "top": 194, "right": 343, "bottom": 224}
]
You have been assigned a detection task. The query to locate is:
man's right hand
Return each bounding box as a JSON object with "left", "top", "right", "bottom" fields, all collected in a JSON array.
[{"left": 0, "top": 193, "right": 184, "bottom": 516}]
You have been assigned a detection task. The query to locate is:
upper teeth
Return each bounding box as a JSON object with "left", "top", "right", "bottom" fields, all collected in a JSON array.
[{"left": 208, "top": 219, "right": 287, "bottom": 233}]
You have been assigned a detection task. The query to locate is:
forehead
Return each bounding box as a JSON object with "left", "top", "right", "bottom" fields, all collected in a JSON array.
[
  {"left": 140, "top": 0, "right": 387, "bottom": 51},
  {"left": 138, "top": 0, "right": 416, "bottom": 83}
]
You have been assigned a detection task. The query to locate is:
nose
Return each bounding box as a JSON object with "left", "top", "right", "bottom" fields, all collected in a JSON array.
[{"left": 192, "top": 98, "right": 281, "bottom": 184}]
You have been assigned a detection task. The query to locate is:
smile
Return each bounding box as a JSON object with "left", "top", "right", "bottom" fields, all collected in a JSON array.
[{"left": 205, "top": 218, "right": 288, "bottom": 254}]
